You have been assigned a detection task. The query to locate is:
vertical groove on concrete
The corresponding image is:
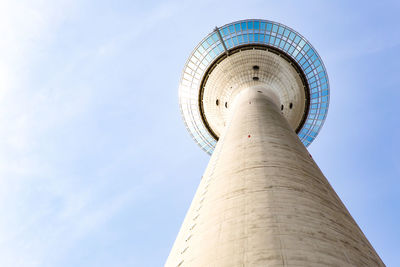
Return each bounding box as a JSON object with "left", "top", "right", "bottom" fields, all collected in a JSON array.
[{"left": 166, "top": 87, "right": 384, "bottom": 267}]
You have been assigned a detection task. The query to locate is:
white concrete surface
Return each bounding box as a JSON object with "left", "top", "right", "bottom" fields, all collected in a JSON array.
[
  {"left": 166, "top": 87, "right": 384, "bottom": 267},
  {"left": 202, "top": 48, "right": 306, "bottom": 137}
]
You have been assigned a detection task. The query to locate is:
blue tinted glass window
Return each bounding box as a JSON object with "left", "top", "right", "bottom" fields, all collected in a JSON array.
[
  {"left": 248, "top": 21, "right": 253, "bottom": 29},
  {"left": 254, "top": 21, "right": 259, "bottom": 29},
  {"left": 279, "top": 40, "right": 285, "bottom": 48},
  {"left": 241, "top": 22, "right": 247, "bottom": 31},
  {"left": 235, "top": 23, "right": 240, "bottom": 32},
  {"left": 278, "top": 26, "right": 284, "bottom": 34},
  {"left": 229, "top": 25, "right": 235, "bottom": 33},
  {"left": 288, "top": 46, "right": 295, "bottom": 54},
  {"left": 194, "top": 50, "right": 201, "bottom": 59},
  {"left": 274, "top": 38, "right": 280, "bottom": 46},
  {"left": 222, "top": 27, "right": 229, "bottom": 36},
  {"left": 243, "top": 34, "right": 248, "bottom": 42},
  {"left": 298, "top": 39, "right": 306, "bottom": 48},
  {"left": 307, "top": 48, "right": 315, "bottom": 57},
  {"left": 303, "top": 44, "right": 310, "bottom": 52},
  {"left": 217, "top": 44, "right": 224, "bottom": 53},
  {"left": 209, "top": 49, "right": 216, "bottom": 58},
  {"left": 249, "top": 34, "right": 254, "bottom": 42},
  {"left": 264, "top": 34, "right": 270, "bottom": 43},
  {"left": 294, "top": 35, "right": 301, "bottom": 44},
  {"left": 212, "top": 33, "right": 218, "bottom": 42},
  {"left": 283, "top": 29, "right": 290, "bottom": 37},
  {"left": 272, "top": 24, "right": 278, "bottom": 32},
  {"left": 270, "top": 36, "right": 275, "bottom": 44},
  {"left": 232, "top": 36, "right": 238, "bottom": 45},
  {"left": 260, "top": 22, "right": 266, "bottom": 30},
  {"left": 238, "top": 35, "right": 243, "bottom": 43},
  {"left": 266, "top": 23, "right": 272, "bottom": 31},
  {"left": 198, "top": 45, "right": 205, "bottom": 54},
  {"left": 226, "top": 38, "right": 233, "bottom": 48},
  {"left": 311, "top": 54, "right": 317, "bottom": 61},
  {"left": 289, "top": 32, "right": 295, "bottom": 40},
  {"left": 207, "top": 36, "right": 214, "bottom": 45},
  {"left": 254, "top": 33, "right": 259, "bottom": 42},
  {"left": 202, "top": 41, "right": 209, "bottom": 49},
  {"left": 284, "top": 43, "right": 290, "bottom": 51}
]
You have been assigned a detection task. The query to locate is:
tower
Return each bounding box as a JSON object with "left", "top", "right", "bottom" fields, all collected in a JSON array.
[{"left": 166, "top": 19, "right": 384, "bottom": 266}]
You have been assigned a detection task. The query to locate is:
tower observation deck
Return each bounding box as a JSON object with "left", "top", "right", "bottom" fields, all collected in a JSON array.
[{"left": 167, "top": 19, "right": 384, "bottom": 266}]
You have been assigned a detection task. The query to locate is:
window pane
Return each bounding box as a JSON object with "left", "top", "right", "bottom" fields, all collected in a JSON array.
[
  {"left": 254, "top": 21, "right": 259, "bottom": 29},
  {"left": 235, "top": 23, "right": 240, "bottom": 32}
]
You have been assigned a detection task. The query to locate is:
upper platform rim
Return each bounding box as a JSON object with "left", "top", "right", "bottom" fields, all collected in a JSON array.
[{"left": 178, "top": 19, "right": 330, "bottom": 155}]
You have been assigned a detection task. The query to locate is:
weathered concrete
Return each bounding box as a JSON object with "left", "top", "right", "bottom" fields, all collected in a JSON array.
[{"left": 166, "top": 87, "right": 384, "bottom": 267}]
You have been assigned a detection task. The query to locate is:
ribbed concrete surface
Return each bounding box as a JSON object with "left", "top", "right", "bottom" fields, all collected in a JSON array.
[
  {"left": 202, "top": 49, "right": 306, "bottom": 137},
  {"left": 166, "top": 87, "right": 384, "bottom": 267}
]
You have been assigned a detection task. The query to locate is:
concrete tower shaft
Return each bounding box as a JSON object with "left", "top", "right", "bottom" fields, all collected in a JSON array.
[{"left": 166, "top": 87, "right": 384, "bottom": 266}]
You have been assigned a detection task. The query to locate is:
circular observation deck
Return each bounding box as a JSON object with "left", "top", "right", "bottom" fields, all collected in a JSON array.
[{"left": 179, "top": 19, "right": 329, "bottom": 155}]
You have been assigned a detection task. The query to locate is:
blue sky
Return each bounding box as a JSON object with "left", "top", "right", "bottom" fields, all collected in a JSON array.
[{"left": 0, "top": 0, "right": 399, "bottom": 266}]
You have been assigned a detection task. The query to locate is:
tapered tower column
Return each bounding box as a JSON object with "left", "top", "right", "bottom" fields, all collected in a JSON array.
[
  {"left": 166, "top": 87, "right": 384, "bottom": 266},
  {"left": 170, "top": 19, "right": 384, "bottom": 266}
]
